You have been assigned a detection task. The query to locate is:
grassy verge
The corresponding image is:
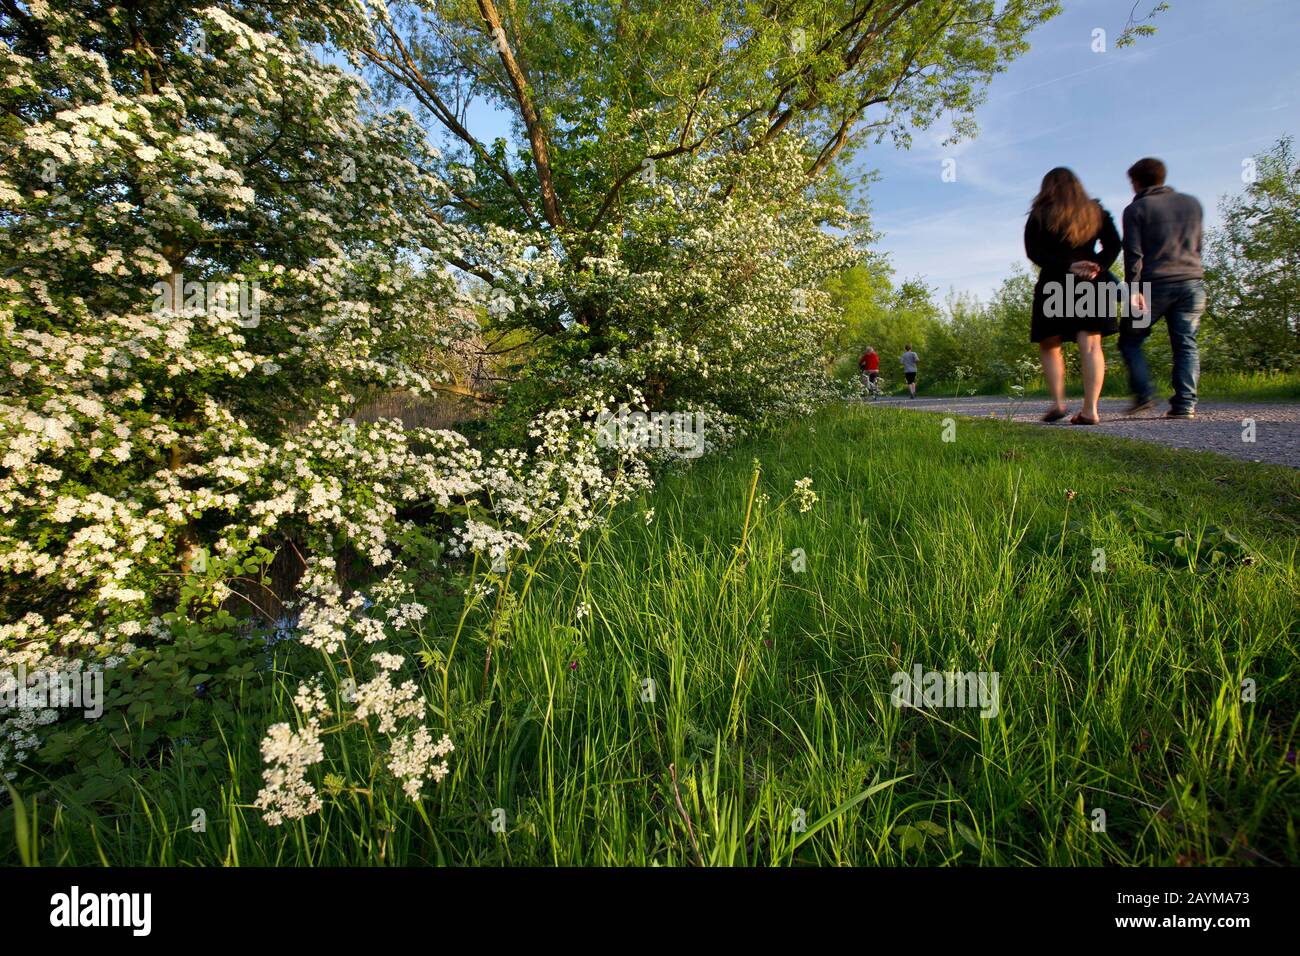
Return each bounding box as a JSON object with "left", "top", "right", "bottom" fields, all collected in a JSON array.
[
  {"left": 912, "top": 369, "right": 1300, "bottom": 402},
  {"left": 5, "top": 404, "right": 1297, "bottom": 865}
]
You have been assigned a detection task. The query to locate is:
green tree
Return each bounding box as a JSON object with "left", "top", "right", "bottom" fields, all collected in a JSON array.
[
  {"left": 361, "top": 0, "right": 1065, "bottom": 419},
  {"left": 827, "top": 266, "right": 945, "bottom": 384},
  {"left": 979, "top": 267, "right": 1038, "bottom": 384},
  {"left": 1205, "top": 136, "right": 1300, "bottom": 371},
  {"left": 825, "top": 258, "right": 894, "bottom": 353}
]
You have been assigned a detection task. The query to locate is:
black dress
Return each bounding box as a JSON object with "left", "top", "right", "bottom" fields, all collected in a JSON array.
[{"left": 1025, "top": 200, "right": 1121, "bottom": 343}]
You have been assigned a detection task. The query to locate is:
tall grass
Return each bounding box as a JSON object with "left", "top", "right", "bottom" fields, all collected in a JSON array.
[
  {"left": 1198, "top": 369, "right": 1300, "bottom": 402},
  {"left": 918, "top": 368, "right": 1300, "bottom": 401},
  {"left": 5, "top": 404, "right": 1297, "bottom": 865}
]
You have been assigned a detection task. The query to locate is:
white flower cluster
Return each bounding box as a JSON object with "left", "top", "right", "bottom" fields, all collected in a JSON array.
[
  {"left": 250, "top": 544, "right": 448, "bottom": 817},
  {"left": 254, "top": 718, "right": 326, "bottom": 826},
  {"left": 387, "top": 728, "right": 454, "bottom": 801},
  {"left": 794, "top": 477, "right": 819, "bottom": 513},
  {"left": 484, "top": 135, "right": 864, "bottom": 440},
  {"left": 0, "top": 2, "right": 649, "bottom": 787}
]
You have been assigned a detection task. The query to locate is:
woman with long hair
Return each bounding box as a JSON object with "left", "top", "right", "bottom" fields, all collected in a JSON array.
[{"left": 1025, "top": 167, "right": 1121, "bottom": 424}]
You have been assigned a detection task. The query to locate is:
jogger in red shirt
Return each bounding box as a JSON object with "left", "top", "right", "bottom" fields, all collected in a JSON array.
[{"left": 859, "top": 347, "right": 880, "bottom": 394}]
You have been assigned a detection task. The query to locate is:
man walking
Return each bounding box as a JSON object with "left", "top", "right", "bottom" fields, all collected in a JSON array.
[
  {"left": 1119, "top": 158, "right": 1206, "bottom": 420},
  {"left": 901, "top": 345, "right": 919, "bottom": 398}
]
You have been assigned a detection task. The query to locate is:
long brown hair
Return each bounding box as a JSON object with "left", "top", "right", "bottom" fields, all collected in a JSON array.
[{"left": 1029, "top": 167, "right": 1102, "bottom": 247}]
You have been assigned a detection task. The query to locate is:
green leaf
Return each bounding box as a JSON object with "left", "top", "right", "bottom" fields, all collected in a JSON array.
[
  {"left": 896, "top": 824, "right": 925, "bottom": 853},
  {"left": 955, "top": 821, "right": 982, "bottom": 850},
  {"left": 4, "top": 780, "right": 35, "bottom": 867},
  {"left": 791, "top": 775, "right": 910, "bottom": 851}
]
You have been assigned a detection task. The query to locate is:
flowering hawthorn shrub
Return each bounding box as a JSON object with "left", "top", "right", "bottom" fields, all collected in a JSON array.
[
  {"left": 474, "top": 136, "right": 865, "bottom": 452},
  {"left": 358, "top": 0, "right": 1058, "bottom": 442},
  {"left": 565, "top": 139, "right": 862, "bottom": 432},
  {"left": 0, "top": 1, "right": 647, "bottom": 815}
]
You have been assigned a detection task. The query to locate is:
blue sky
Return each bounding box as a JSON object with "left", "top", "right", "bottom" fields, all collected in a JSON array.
[
  {"left": 856, "top": 0, "right": 1300, "bottom": 303},
  {"left": 455, "top": 0, "right": 1299, "bottom": 303}
]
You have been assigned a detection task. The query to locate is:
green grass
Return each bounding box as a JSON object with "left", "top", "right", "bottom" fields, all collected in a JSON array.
[
  {"left": 915, "top": 368, "right": 1300, "bottom": 402},
  {"left": 1198, "top": 370, "right": 1300, "bottom": 402},
  {"left": 5, "top": 403, "right": 1298, "bottom": 865}
]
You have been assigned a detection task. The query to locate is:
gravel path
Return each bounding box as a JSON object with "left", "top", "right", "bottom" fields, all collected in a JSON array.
[{"left": 870, "top": 395, "right": 1300, "bottom": 468}]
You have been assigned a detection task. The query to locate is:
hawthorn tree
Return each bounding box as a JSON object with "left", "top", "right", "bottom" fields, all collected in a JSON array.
[
  {"left": 0, "top": 0, "right": 647, "bottom": 798},
  {"left": 358, "top": 0, "right": 1066, "bottom": 426}
]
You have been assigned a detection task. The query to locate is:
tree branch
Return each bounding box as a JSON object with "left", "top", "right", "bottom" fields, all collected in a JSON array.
[{"left": 475, "top": 0, "right": 566, "bottom": 231}]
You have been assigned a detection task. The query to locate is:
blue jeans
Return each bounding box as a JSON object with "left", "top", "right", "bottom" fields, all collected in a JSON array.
[{"left": 1118, "top": 279, "right": 1205, "bottom": 413}]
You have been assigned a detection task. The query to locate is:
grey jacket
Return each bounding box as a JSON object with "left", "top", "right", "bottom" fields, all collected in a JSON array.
[{"left": 1122, "top": 186, "right": 1204, "bottom": 285}]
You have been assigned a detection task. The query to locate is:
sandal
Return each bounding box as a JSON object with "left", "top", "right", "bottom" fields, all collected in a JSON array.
[
  {"left": 1070, "top": 413, "right": 1100, "bottom": 426},
  {"left": 1041, "top": 407, "right": 1069, "bottom": 422}
]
